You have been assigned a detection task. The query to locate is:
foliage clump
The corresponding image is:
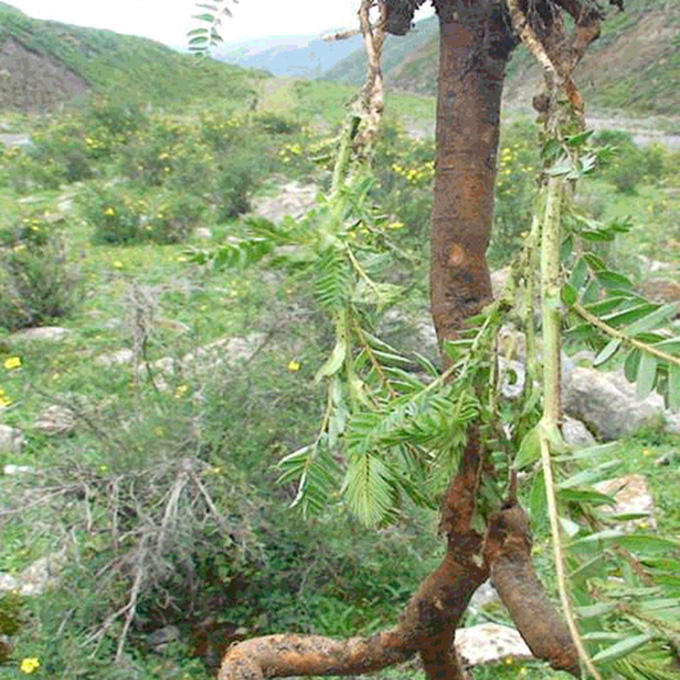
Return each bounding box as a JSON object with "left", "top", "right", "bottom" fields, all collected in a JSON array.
[{"left": 0, "top": 212, "right": 81, "bottom": 331}]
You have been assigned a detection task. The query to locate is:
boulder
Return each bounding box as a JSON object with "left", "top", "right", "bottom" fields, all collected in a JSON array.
[
  {"left": 562, "top": 366, "right": 680, "bottom": 440},
  {"left": 0, "top": 551, "right": 65, "bottom": 596}
]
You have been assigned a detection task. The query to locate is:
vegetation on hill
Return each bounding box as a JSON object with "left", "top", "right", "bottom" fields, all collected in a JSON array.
[
  {"left": 323, "top": 0, "right": 680, "bottom": 115},
  {"left": 0, "top": 1, "right": 257, "bottom": 110}
]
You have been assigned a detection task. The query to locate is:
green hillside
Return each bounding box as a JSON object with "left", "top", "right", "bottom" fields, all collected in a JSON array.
[
  {"left": 0, "top": 1, "right": 258, "bottom": 110},
  {"left": 323, "top": 15, "right": 437, "bottom": 88},
  {"left": 324, "top": 0, "right": 680, "bottom": 116}
]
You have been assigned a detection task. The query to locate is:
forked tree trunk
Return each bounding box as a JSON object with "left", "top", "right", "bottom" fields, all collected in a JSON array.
[{"left": 218, "top": 2, "right": 582, "bottom": 679}]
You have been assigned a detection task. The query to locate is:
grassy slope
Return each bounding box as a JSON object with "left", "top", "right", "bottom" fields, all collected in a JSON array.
[
  {"left": 0, "top": 1, "right": 258, "bottom": 108},
  {"left": 324, "top": 0, "right": 680, "bottom": 115}
]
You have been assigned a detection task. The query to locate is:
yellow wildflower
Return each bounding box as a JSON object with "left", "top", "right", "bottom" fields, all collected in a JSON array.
[
  {"left": 113, "top": 261, "right": 123, "bottom": 269},
  {"left": 642, "top": 448, "right": 651, "bottom": 456},
  {"left": 174, "top": 384, "right": 188, "bottom": 398},
  {"left": 20, "top": 658, "right": 40, "bottom": 674},
  {"left": 4, "top": 356, "right": 21, "bottom": 370},
  {"left": 287, "top": 360, "right": 301, "bottom": 372},
  {"left": 104, "top": 207, "right": 115, "bottom": 216}
]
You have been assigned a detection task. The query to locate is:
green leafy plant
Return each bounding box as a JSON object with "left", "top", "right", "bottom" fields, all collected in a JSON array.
[{"left": 0, "top": 214, "right": 81, "bottom": 331}]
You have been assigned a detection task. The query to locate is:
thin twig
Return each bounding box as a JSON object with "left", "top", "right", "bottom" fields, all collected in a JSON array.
[{"left": 572, "top": 301, "right": 680, "bottom": 368}]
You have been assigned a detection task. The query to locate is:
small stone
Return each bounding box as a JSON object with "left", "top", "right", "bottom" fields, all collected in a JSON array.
[
  {"left": 33, "top": 405, "right": 76, "bottom": 436},
  {"left": 103, "top": 318, "right": 122, "bottom": 330},
  {"left": 498, "top": 357, "right": 525, "bottom": 400},
  {"left": 468, "top": 580, "right": 500, "bottom": 613},
  {"left": 95, "top": 348, "right": 135, "bottom": 367},
  {"left": 11, "top": 326, "right": 70, "bottom": 342},
  {"left": 490, "top": 267, "right": 511, "bottom": 298},
  {"left": 0, "top": 425, "right": 23, "bottom": 454},
  {"left": 3, "top": 464, "right": 34, "bottom": 475},
  {"left": 594, "top": 474, "right": 657, "bottom": 530},
  {"left": 148, "top": 625, "right": 181, "bottom": 648}
]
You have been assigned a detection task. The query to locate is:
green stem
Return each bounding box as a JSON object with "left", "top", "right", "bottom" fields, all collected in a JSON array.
[
  {"left": 540, "top": 167, "right": 601, "bottom": 680},
  {"left": 331, "top": 114, "right": 361, "bottom": 195},
  {"left": 523, "top": 210, "right": 541, "bottom": 391},
  {"left": 541, "top": 174, "right": 564, "bottom": 433}
]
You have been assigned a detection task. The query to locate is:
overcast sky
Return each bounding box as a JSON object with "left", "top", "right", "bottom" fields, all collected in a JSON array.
[{"left": 6, "top": 1, "right": 434, "bottom": 48}]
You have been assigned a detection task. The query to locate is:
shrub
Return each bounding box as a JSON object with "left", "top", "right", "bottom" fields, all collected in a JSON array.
[
  {"left": 372, "top": 122, "right": 435, "bottom": 241},
  {"left": 592, "top": 129, "right": 646, "bottom": 194},
  {"left": 79, "top": 183, "right": 207, "bottom": 245},
  {"left": 78, "top": 182, "right": 144, "bottom": 244},
  {"left": 144, "top": 191, "right": 206, "bottom": 244},
  {"left": 0, "top": 215, "right": 80, "bottom": 331},
  {"left": 490, "top": 122, "right": 539, "bottom": 265}
]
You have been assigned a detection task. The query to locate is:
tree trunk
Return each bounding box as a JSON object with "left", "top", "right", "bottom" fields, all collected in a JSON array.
[
  {"left": 430, "top": 1, "right": 511, "bottom": 347},
  {"left": 218, "top": 3, "right": 583, "bottom": 679}
]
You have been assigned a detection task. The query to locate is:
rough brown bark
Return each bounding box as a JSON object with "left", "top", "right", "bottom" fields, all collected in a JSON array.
[
  {"left": 483, "top": 504, "right": 580, "bottom": 676},
  {"left": 429, "top": 2, "right": 514, "bottom": 347}
]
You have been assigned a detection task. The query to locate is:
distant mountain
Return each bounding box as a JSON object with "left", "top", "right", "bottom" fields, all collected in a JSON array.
[
  {"left": 0, "top": 2, "right": 258, "bottom": 111},
  {"left": 323, "top": 15, "right": 437, "bottom": 91},
  {"left": 323, "top": 0, "right": 680, "bottom": 116},
  {"left": 216, "top": 32, "right": 364, "bottom": 78}
]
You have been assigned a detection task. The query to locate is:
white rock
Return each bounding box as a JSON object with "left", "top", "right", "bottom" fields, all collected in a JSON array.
[
  {"left": 252, "top": 182, "right": 318, "bottom": 223},
  {"left": 19, "top": 551, "right": 66, "bottom": 596},
  {"left": 11, "top": 326, "right": 70, "bottom": 342},
  {"left": 0, "top": 425, "right": 23, "bottom": 454},
  {"left": 491, "top": 267, "right": 512, "bottom": 298},
  {"left": 182, "top": 332, "right": 266, "bottom": 370},
  {"left": 0, "top": 572, "right": 20, "bottom": 593},
  {"left": 3, "top": 464, "right": 34, "bottom": 475},
  {"left": 456, "top": 623, "right": 532, "bottom": 666}
]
